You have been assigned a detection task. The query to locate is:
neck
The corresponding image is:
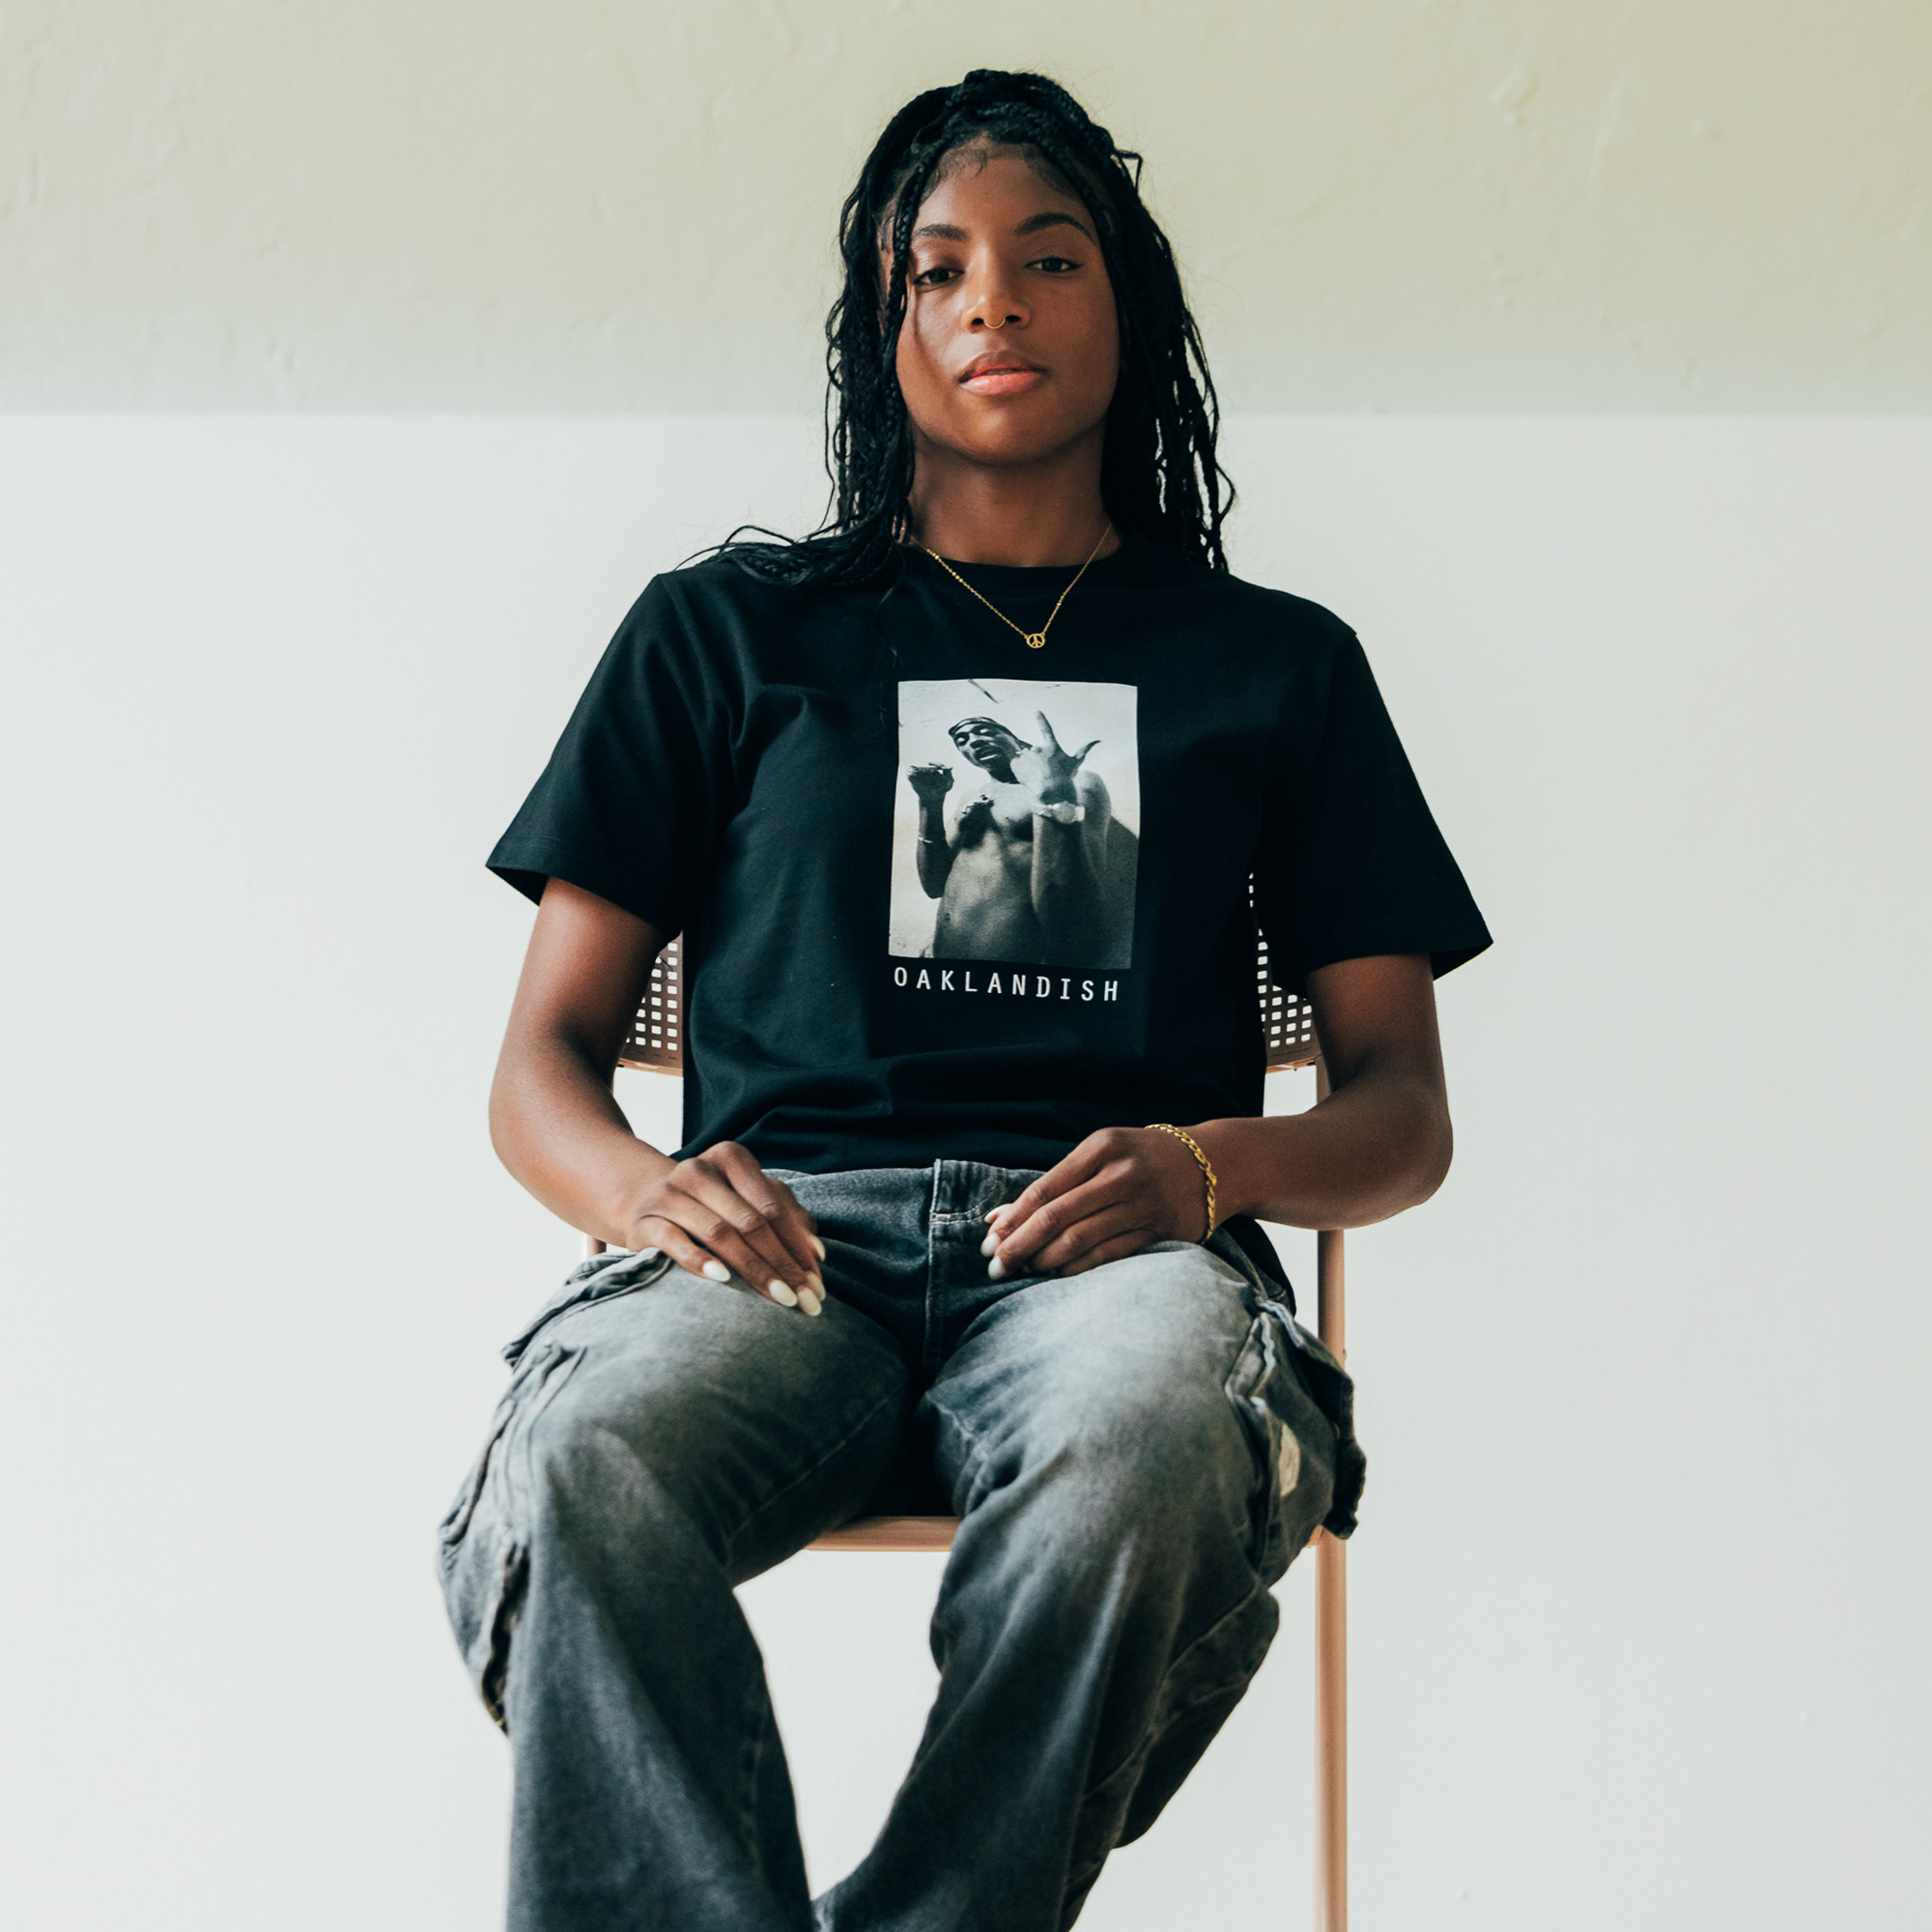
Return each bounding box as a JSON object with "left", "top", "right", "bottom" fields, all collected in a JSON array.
[{"left": 907, "top": 430, "right": 1118, "bottom": 567}]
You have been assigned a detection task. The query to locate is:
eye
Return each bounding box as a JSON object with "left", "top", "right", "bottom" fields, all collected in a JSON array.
[
  {"left": 911, "top": 265, "right": 962, "bottom": 288},
  {"left": 1030, "top": 255, "right": 1081, "bottom": 274}
]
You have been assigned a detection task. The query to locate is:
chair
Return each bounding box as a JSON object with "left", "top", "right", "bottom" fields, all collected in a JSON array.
[{"left": 587, "top": 933, "right": 1350, "bottom": 1932}]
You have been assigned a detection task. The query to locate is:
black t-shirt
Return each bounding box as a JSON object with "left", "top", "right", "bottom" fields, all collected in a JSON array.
[{"left": 490, "top": 536, "right": 1490, "bottom": 1176}]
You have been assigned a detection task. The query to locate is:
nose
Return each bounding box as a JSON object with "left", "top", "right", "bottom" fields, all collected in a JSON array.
[{"left": 968, "top": 261, "right": 1028, "bottom": 333}]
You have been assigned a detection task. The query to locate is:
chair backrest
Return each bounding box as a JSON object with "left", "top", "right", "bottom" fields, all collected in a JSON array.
[{"left": 619, "top": 932, "right": 1319, "bottom": 1076}]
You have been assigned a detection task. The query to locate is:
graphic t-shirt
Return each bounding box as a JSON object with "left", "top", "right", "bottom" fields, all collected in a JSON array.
[{"left": 489, "top": 536, "right": 1491, "bottom": 1179}]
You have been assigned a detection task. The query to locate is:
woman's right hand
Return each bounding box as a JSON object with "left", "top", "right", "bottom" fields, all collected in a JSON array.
[{"left": 626, "top": 1141, "right": 828, "bottom": 1316}]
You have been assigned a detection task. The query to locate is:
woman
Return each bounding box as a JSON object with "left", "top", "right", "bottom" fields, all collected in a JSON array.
[{"left": 442, "top": 70, "right": 1490, "bottom": 1932}]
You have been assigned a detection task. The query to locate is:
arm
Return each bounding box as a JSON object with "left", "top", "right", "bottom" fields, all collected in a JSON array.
[
  {"left": 1011, "top": 710, "right": 1112, "bottom": 952},
  {"left": 1029, "top": 767, "right": 1114, "bottom": 951},
  {"left": 1199, "top": 952, "right": 1450, "bottom": 1230},
  {"left": 907, "top": 764, "right": 956, "bottom": 898},
  {"left": 983, "top": 953, "right": 1452, "bottom": 1277},
  {"left": 490, "top": 878, "right": 826, "bottom": 1311}
]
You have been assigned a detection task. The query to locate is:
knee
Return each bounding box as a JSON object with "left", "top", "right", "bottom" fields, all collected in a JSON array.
[
  {"left": 517, "top": 1352, "right": 709, "bottom": 1552},
  {"left": 997, "top": 1378, "right": 1256, "bottom": 1549}
]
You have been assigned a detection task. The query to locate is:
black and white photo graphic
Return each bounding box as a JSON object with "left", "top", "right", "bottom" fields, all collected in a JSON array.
[{"left": 891, "top": 677, "right": 1139, "bottom": 969}]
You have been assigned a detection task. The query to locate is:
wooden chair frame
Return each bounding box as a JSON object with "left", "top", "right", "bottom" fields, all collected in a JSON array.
[{"left": 586, "top": 934, "right": 1349, "bottom": 1931}]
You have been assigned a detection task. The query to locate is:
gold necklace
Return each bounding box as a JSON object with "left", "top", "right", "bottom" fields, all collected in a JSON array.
[{"left": 921, "top": 523, "right": 1113, "bottom": 650}]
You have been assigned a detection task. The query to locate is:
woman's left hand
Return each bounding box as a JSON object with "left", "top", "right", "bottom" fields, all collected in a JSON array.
[{"left": 980, "top": 1125, "right": 1213, "bottom": 1279}]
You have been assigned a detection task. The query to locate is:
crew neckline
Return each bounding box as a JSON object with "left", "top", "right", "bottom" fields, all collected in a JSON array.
[{"left": 911, "top": 530, "right": 1170, "bottom": 597}]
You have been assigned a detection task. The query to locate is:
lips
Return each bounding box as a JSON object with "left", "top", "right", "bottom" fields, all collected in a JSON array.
[{"left": 958, "top": 351, "right": 1047, "bottom": 396}]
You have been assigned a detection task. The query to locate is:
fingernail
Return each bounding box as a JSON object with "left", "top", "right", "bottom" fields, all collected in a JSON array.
[
  {"left": 810, "top": 1236, "right": 827, "bottom": 1262},
  {"left": 987, "top": 1257, "right": 1006, "bottom": 1280},
  {"left": 767, "top": 1279, "right": 798, "bottom": 1308},
  {"left": 702, "top": 1261, "right": 731, "bottom": 1283},
  {"left": 980, "top": 1232, "right": 999, "bottom": 1257},
  {"left": 798, "top": 1288, "right": 823, "bottom": 1318},
  {"left": 808, "top": 1273, "right": 826, "bottom": 1297}
]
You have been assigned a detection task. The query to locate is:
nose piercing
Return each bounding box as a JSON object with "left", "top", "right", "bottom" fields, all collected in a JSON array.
[{"left": 978, "top": 315, "right": 1009, "bottom": 329}]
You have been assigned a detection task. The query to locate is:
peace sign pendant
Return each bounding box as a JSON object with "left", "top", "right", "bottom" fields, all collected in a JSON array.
[{"left": 1025, "top": 632, "right": 1047, "bottom": 650}]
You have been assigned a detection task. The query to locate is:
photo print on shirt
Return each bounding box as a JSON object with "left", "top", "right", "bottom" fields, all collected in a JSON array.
[{"left": 891, "top": 677, "right": 1139, "bottom": 972}]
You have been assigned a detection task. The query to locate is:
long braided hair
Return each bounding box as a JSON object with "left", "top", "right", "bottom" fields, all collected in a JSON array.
[{"left": 729, "top": 70, "right": 1233, "bottom": 585}]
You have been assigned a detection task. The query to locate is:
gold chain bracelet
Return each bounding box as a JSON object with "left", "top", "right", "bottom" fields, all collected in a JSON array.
[{"left": 1149, "top": 1123, "right": 1218, "bottom": 1241}]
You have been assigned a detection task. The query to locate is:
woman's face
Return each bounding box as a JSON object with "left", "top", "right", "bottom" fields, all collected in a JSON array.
[{"left": 891, "top": 145, "right": 1120, "bottom": 474}]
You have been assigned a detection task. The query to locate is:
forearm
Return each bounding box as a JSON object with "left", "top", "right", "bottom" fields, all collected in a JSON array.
[
  {"left": 1029, "top": 817, "right": 1105, "bottom": 945},
  {"left": 489, "top": 1026, "right": 675, "bottom": 1249},
  {"left": 916, "top": 802, "right": 952, "bottom": 897},
  {"left": 980, "top": 952, "right": 1454, "bottom": 1278},
  {"left": 1191, "top": 1065, "right": 1453, "bottom": 1232}
]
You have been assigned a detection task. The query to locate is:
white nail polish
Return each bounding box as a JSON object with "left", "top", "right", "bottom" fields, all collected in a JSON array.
[
  {"left": 810, "top": 1236, "right": 827, "bottom": 1262},
  {"left": 980, "top": 1232, "right": 999, "bottom": 1257},
  {"left": 768, "top": 1279, "right": 798, "bottom": 1308},
  {"left": 701, "top": 1261, "right": 731, "bottom": 1283},
  {"left": 798, "top": 1288, "right": 823, "bottom": 1318},
  {"left": 808, "top": 1274, "right": 826, "bottom": 1298},
  {"left": 987, "top": 1257, "right": 1006, "bottom": 1281}
]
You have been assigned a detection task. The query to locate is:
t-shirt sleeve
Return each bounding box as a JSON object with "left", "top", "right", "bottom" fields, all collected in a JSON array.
[
  {"left": 487, "top": 578, "right": 732, "bottom": 933},
  {"left": 1253, "top": 622, "right": 1492, "bottom": 993}
]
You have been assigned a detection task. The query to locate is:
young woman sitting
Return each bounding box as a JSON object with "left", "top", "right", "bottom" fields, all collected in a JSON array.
[{"left": 441, "top": 68, "right": 1490, "bottom": 1932}]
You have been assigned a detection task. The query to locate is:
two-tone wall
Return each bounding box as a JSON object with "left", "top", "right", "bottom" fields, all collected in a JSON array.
[
  {"left": 4, "top": 9, "right": 1928, "bottom": 1932},
  {"left": 5, "top": 0, "right": 1929, "bottom": 412}
]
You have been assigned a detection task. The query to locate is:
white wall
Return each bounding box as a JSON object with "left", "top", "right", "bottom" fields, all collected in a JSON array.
[
  {"left": 5, "top": 0, "right": 1930, "bottom": 412},
  {"left": 2, "top": 414, "right": 1927, "bottom": 1930}
]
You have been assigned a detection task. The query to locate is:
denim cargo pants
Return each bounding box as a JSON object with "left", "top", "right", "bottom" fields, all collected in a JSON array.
[{"left": 439, "top": 1162, "right": 1364, "bottom": 1932}]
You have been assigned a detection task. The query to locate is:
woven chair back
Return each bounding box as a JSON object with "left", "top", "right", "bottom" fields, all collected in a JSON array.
[{"left": 619, "top": 932, "right": 1319, "bottom": 1076}]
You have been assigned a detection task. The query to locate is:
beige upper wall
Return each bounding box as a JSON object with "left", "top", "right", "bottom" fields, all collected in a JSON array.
[{"left": 4, "top": 0, "right": 1926, "bottom": 412}]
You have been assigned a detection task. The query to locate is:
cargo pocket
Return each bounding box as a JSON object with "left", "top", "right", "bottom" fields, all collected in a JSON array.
[
  {"left": 439, "top": 1249, "right": 672, "bottom": 1585},
  {"left": 499, "top": 1245, "right": 678, "bottom": 1369},
  {"left": 1224, "top": 1303, "right": 1343, "bottom": 1583},
  {"left": 1272, "top": 1312, "right": 1367, "bottom": 1539},
  {"left": 438, "top": 1337, "right": 590, "bottom": 1729},
  {"left": 437, "top": 1249, "right": 672, "bottom": 1731}
]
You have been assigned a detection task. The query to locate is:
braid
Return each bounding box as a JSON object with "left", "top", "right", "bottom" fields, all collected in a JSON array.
[{"left": 725, "top": 71, "right": 1233, "bottom": 587}]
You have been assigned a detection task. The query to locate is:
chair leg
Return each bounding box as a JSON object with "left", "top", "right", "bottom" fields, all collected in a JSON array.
[
  {"left": 1314, "top": 1521, "right": 1348, "bottom": 1930},
  {"left": 1315, "top": 1224, "right": 1348, "bottom": 1932},
  {"left": 582, "top": 1234, "right": 607, "bottom": 1262}
]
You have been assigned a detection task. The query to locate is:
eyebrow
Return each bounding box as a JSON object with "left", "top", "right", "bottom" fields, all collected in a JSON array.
[
  {"left": 910, "top": 210, "right": 1095, "bottom": 243},
  {"left": 1015, "top": 211, "right": 1094, "bottom": 240}
]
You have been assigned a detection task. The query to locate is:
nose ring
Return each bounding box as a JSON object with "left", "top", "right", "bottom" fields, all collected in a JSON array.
[{"left": 978, "top": 315, "right": 1009, "bottom": 329}]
